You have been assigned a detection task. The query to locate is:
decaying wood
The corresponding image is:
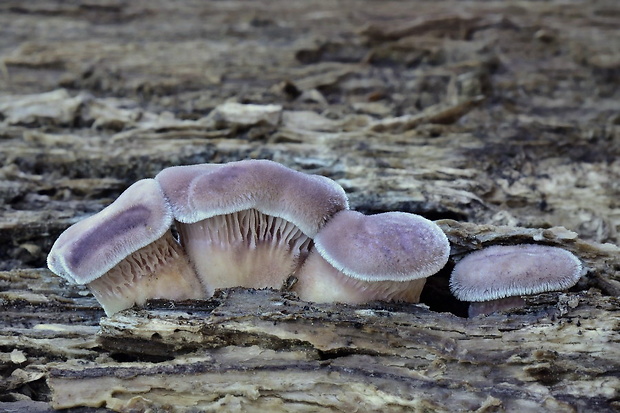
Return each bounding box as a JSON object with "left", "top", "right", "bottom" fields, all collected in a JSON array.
[
  {"left": 1, "top": 0, "right": 619, "bottom": 411},
  {"left": 2, "top": 223, "right": 618, "bottom": 412},
  {"left": 2, "top": 266, "right": 619, "bottom": 412},
  {"left": 51, "top": 289, "right": 620, "bottom": 412}
]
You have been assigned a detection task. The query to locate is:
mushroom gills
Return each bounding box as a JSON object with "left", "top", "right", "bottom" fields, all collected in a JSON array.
[
  {"left": 88, "top": 230, "right": 205, "bottom": 315},
  {"left": 177, "top": 208, "right": 312, "bottom": 296}
]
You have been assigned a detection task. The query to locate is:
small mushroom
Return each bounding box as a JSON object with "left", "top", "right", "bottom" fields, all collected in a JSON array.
[
  {"left": 155, "top": 159, "right": 349, "bottom": 295},
  {"left": 293, "top": 210, "right": 450, "bottom": 304},
  {"left": 449, "top": 244, "right": 583, "bottom": 317},
  {"left": 47, "top": 179, "right": 205, "bottom": 315}
]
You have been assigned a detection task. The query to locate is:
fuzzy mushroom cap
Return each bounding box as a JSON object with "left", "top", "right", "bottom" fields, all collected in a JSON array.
[
  {"left": 449, "top": 244, "right": 583, "bottom": 302},
  {"left": 313, "top": 210, "right": 450, "bottom": 282},
  {"left": 292, "top": 210, "right": 450, "bottom": 304},
  {"left": 47, "top": 179, "right": 173, "bottom": 284},
  {"left": 47, "top": 178, "right": 205, "bottom": 315},
  {"left": 155, "top": 159, "right": 349, "bottom": 237},
  {"left": 154, "top": 160, "right": 349, "bottom": 295}
]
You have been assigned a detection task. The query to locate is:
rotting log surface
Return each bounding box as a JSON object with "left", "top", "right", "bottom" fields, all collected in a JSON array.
[{"left": 0, "top": 1, "right": 619, "bottom": 412}]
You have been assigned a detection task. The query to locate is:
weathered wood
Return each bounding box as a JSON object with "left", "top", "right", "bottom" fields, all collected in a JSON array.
[
  {"left": 2, "top": 223, "right": 618, "bottom": 411},
  {"left": 47, "top": 288, "right": 619, "bottom": 412},
  {"left": 1, "top": 0, "right": 619, "bottom": 411},
  {"left": 2, "top": 267, "right": 619, "bottom": 412}
]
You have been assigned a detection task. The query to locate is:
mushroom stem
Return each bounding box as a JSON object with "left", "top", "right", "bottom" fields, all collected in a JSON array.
[
  {"left": 177, "top": 209, "right": 312, "bottom": 296},
  {"left": 294, "top": 250, "right": 427, "bottom": 304},
  {"left": 467, "top": 296, "right": 526, "bottom": 317},
  {"left": 87, "top": 230, "right": 205, "bottom": 315}
]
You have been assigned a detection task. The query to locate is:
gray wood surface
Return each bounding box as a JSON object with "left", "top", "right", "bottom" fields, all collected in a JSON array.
[{"left": 1, "top": 1, "right": 618, "bottom": 411}]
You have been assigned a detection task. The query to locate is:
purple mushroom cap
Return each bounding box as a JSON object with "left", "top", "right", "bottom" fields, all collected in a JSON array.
[
  {"left": 450, "top": 244, "right": 583, "bottom": 302},
  {"left": 293, "top": 210, "right": 450, "bottom": 304},
  {"left": 47, "top": 179, "right": 173, "bottom": 284},
  {"left": 314, "top": 210, "right": 450, "bottom": 282}
]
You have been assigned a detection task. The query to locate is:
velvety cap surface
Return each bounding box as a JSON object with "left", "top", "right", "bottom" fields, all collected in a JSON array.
[
  {"left": 450, "top": 244, "right": 583, "bottom": 302},
  {"left": 154, "top": 163, "right": 222, "bottom": 218},
  {"left": 155, "top": 160, "right": 349, "bottom": 237},
  {"left": 314, "top": 210, "right": 450, "bottom": 282},
  {"left": 47, "top": 179, "right": 173, "bottom": 284}
]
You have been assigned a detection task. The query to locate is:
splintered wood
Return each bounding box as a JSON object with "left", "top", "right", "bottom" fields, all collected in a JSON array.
[{"left": 46, "top": 288, "right": 619, "bottom": 412}]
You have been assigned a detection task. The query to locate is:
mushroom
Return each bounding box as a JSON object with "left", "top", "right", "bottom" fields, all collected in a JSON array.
[
  {"left": 449, "top": 244, "right": 583, "bottom": 317},
  {"left": 292, "top": 210, "right": 451, "bottom": 304},
  {"left": 47, "top": 179, "right": 205, "bottom": 315},
  {"left": 155, "top": 159, "right": 349, "bottom": 296}
]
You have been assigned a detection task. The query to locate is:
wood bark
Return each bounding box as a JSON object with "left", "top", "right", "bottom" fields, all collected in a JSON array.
[{"left": 0, "top": 1, "right": 619, "bottom": 411}]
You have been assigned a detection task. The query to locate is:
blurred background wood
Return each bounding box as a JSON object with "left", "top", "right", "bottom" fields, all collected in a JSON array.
[{"left": 0, "top": 0, "right": 618, "bottom": 411}]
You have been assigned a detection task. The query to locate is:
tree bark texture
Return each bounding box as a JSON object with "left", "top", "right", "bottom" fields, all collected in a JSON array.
[{"left": 0, "top": 1, "right": 619, "bottom": 412}]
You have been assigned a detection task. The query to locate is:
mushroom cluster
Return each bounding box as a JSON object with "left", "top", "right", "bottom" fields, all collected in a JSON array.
[
  {"left": 48, "top": 160, "right": 450, "bottom": 315},
  {"left": 48, "top": 160, "right": 585, "bottom": 317}
]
